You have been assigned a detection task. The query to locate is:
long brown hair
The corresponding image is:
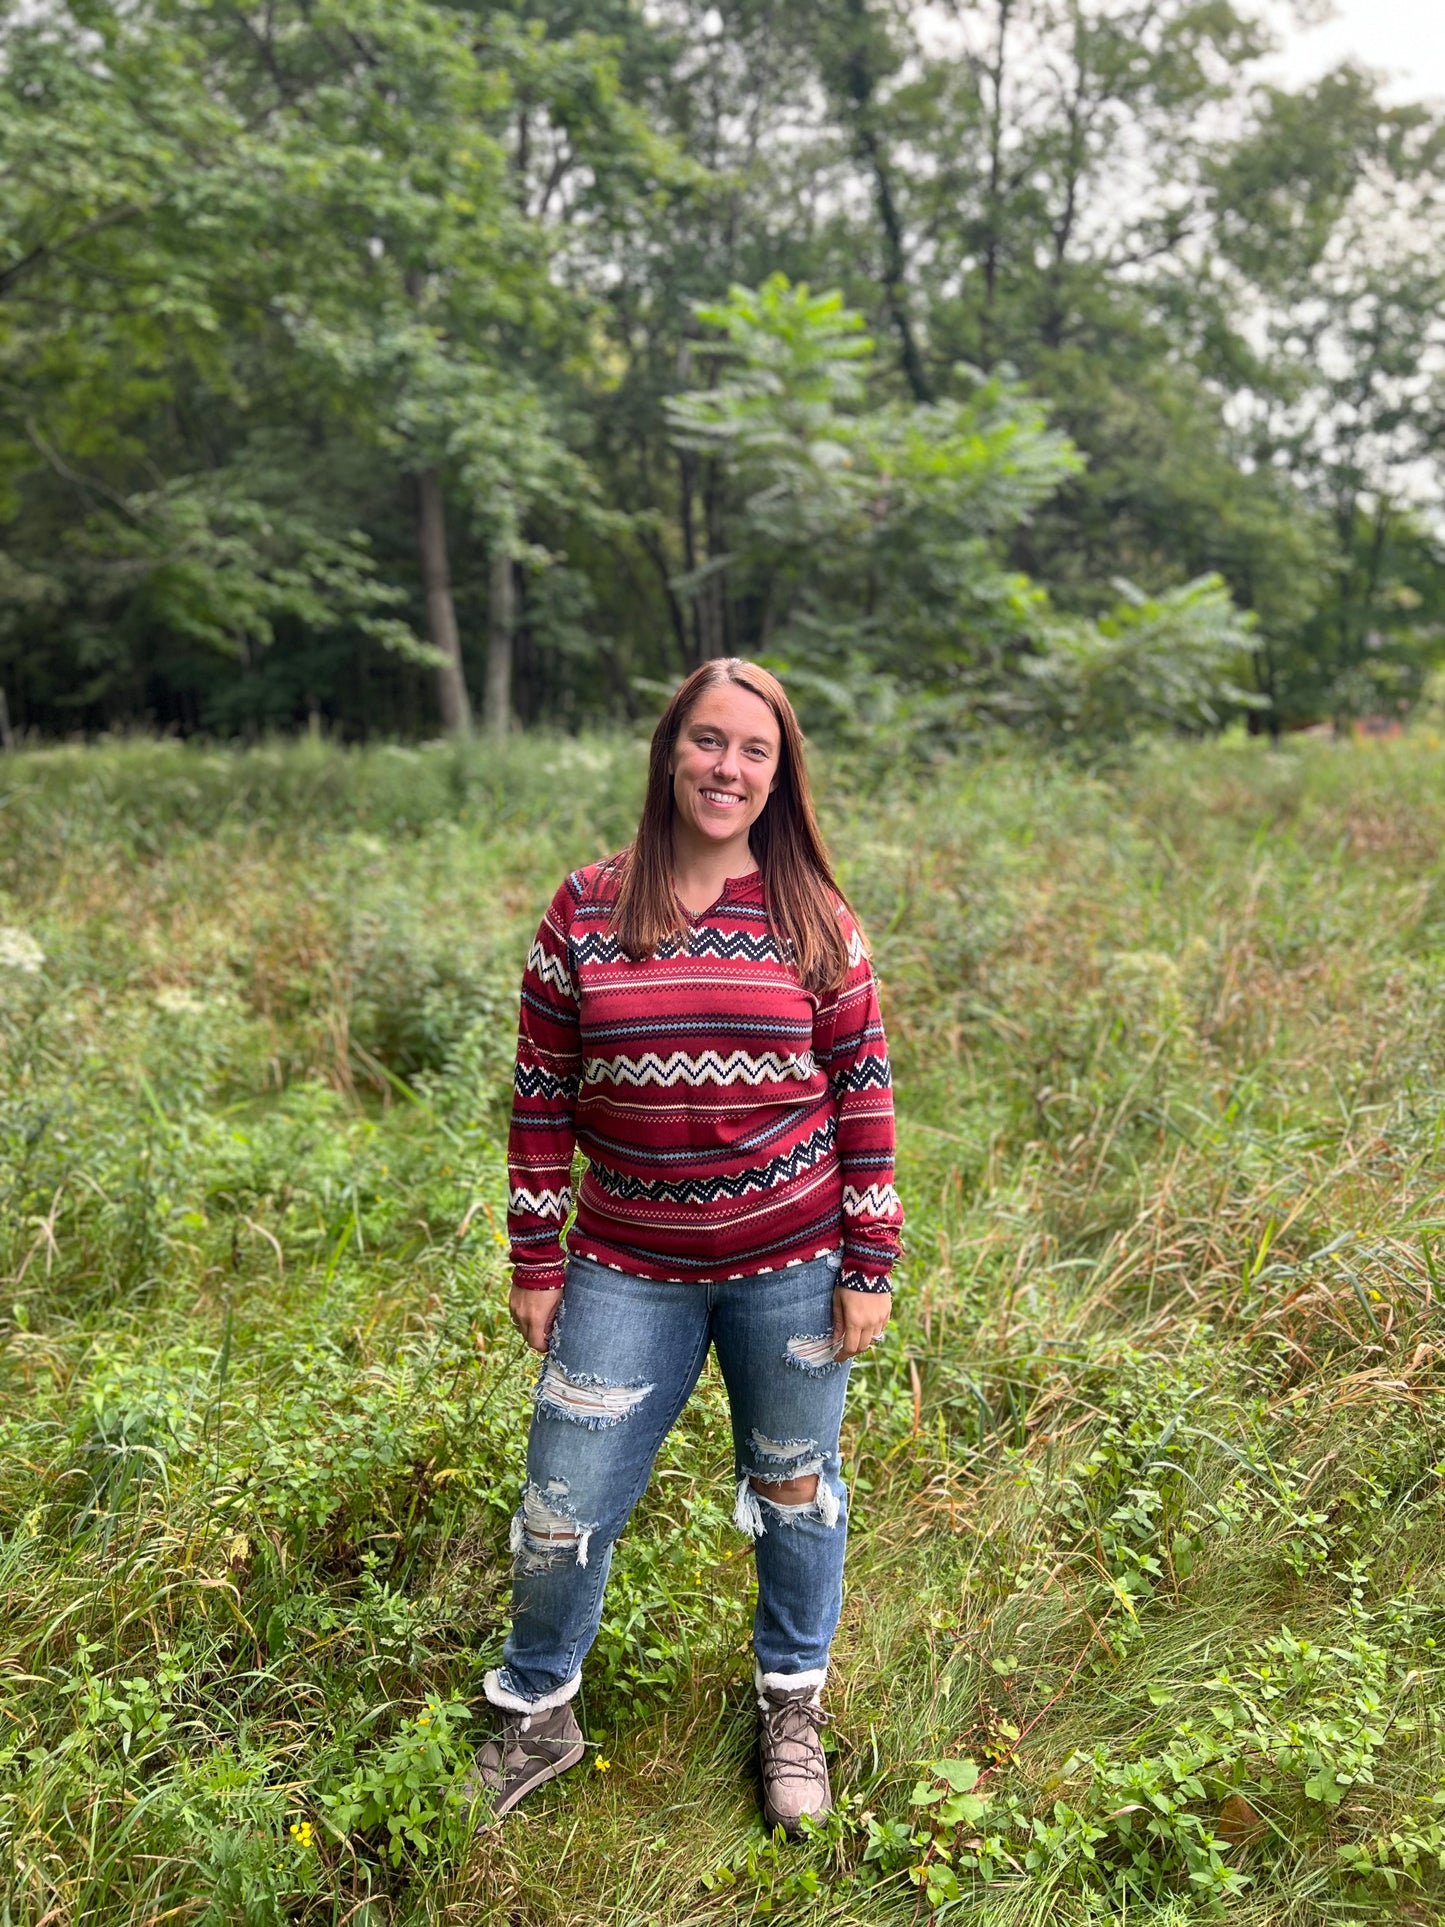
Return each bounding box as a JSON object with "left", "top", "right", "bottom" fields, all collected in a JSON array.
[{"left": 610, "top": 659, "right": 854, "bottom": 994}]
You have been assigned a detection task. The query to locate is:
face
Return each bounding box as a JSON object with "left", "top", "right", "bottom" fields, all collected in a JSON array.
[{"left": 669, "top": 682, "right": 782, "bottom": 857}]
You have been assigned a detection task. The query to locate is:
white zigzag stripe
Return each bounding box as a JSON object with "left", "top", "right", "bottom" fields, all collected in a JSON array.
[
  {"left": 509, "top": 1187, "right": 573, "bottom": 1220},
  {"left": 583, "top": 1049, "right": 817, "bottom": 1089},
  {"left": 843, "top": 1184, "right": 902, "bottom": 1217},
  {"left": 526, "top": 940, "right": 577, "bottom": 999},
  {"left": 845, "top": 929, "right": 866, "bottom": 967}
]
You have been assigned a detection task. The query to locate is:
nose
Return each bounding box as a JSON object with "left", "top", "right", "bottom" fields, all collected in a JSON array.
[{"left": 711, "top": 740, "right": 741, "bottom": 782}]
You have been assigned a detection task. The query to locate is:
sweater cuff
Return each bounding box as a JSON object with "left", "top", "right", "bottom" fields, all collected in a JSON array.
[
  {"left": 840, "top": 1268, "right": 893, "bottom": 1295},
  {"left": 512, "top": 1262, "right": 565, "bottom": 1292}
]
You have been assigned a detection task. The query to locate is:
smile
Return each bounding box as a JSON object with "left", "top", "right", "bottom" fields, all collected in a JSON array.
[{"left": 700, "top": 790, "right": 745, "bottom": 807}]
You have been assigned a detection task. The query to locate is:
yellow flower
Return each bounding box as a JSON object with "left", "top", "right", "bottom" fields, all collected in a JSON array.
[
  {"left": 595, "top": 1756, "right": 611, "bottom": 1773},
  {"left": 289, "top": 1820, "right": 313, "bottom": 1849}
]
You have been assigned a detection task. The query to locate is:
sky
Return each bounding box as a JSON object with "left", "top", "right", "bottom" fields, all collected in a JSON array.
[{"left": 1270, "top": 0, "right": 1445, "bottom": 103}]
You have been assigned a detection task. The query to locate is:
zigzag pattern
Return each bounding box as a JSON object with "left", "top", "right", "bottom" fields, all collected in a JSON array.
[
  {"left": 582, "top": 1048, "right": 817, "bottom": 1089},
  {"left": 525, "top": 940, "right": 577, "bottom": 1001},
  {"left": 842, "top": 1183, "right": 902, "bottom": 1218},
  {"left": 845, "top": 928, "right": 867, "bottom": 968},
  {"left": 508, "top": 1187, "right": 572, "bottom": 1220},
  {"left": 589, "top": 1121, "right": 836, "bottom": 1206},
  {"left": 514, "top": 1065, "right": 580, "bottom": 1100},
  {"left": 832, "top": 1056, "right": 892, "bottom": 1092},
  {"left": 570, "top": 927, "right": 788, "bottom": 966}
]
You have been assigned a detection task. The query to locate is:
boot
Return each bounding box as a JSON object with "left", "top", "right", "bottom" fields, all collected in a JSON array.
[
  {"left": 757, "top": 1677, "right": 832, "bottom": 1837},
  {"left": 463, "top": 1698, "right": 586, "bottom": 1823}
]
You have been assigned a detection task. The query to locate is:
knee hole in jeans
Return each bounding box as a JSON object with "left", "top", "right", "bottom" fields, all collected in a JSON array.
[
  {"left": 511, "top": 1480, "right": 598, "bottom": 1573},
  {"left": 749, "top": 1472, "right": 819, "bottom": 1504}
]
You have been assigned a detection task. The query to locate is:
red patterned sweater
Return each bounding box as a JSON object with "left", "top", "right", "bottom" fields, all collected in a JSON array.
[{"left": 506, "top": 858, "right": 902, "bottom": 1293}]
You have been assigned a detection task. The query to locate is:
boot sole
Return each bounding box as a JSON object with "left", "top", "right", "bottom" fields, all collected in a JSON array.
[{"left": 480, "top": 1740, "right": 587, "bottom": 1823}]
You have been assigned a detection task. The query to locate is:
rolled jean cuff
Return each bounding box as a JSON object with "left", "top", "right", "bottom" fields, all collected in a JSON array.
[{"left": 484, "top": 1667, "right": 582, "bottom": 1714}]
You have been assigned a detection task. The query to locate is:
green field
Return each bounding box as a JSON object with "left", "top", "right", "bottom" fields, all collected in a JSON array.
[{"left": 3, "top": 735, "right": 1445, "bottom": 1925}]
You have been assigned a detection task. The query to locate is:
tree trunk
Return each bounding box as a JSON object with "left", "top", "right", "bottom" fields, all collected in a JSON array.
[
  {"left": 485, "top": 548, "right": 514, "bottom": 740},
  {"left": 979, "top": 0, "right": 1014, "bottom": 368},
  {"left": 416, "top": 466, "right": 472, "bottom": 737},
  {"left": 839, "top": 0, "right": 932, "bottom": 403}
]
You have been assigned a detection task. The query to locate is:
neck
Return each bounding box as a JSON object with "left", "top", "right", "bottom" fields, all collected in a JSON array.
[{"left": 671, "top": 821, "right": 757, "bottom": 913}]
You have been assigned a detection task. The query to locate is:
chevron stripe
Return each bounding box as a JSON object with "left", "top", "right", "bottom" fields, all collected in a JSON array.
[
  {"left": 833, "top": 1057, "right": 892, "bottom": 1091},
  {"left": 588, "top": 1121, "right": 836, "bottom": 1206},
  {"left": 509, "top": 1186, "right": 573, "bottom": 1220},
  {"left": 842, "top": 1183, "right": 901, "bottom": 1217},
  {"left": 526, "top": 940, "right": 578, "bottom": 1000},
  {"left": 583, "top": 1048, "right": 817, "bottom": 1088},
  {"left": 514, "top": 1065, "right": 581, "bottom": 1100},
  {"left": 570, "top": 928, "right": 789, "bottom": 967}
]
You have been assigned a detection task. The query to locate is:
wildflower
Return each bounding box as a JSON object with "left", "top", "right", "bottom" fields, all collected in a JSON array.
[
  {"left": 595, "top": 1756, "right": 611, "bottom": 1773},
  {"left": 154, "top": 985, "right": 206, "bottom": 1014},
  {"left": 288, "top": 1820, "right": 313, "bottom": 1849},
  {"left": 0, "top": 928, "right": 44, "bottom": 975}
]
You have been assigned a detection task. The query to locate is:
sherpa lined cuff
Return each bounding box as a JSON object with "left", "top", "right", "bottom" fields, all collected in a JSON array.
[{"left": 483, "top": 1668, "right": 582, "bottom": 1714}]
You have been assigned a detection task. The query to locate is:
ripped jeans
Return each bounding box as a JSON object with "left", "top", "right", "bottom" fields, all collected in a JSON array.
[{"left": 485, "top": 1251, "right": 852, "bottom": 1711}]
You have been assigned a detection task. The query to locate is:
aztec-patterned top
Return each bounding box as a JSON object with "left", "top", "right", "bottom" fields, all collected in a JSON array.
[{"left": 507, "top": 857, "right": 903, "bottom": 1293}]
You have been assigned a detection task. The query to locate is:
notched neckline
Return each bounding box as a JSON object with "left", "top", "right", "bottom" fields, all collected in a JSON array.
[{"left": 677, "top": 867, "right": 764, "bottom": 924}]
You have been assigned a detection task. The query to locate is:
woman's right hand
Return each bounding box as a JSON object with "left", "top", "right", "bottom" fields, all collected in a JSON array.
[{"left": 509, "top": 1283, "right": 563, "bottom": 1354}]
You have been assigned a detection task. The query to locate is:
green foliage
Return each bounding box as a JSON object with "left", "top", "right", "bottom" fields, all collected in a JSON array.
[
  {"left": 3, "top": 734, "right": 1445, "bottom": 1921},
  {"left": 4, "top": 0, "right": 1445, "bottom": 736},
  {"left": 318, "top": 1697, "right": 471, "bottom": 1866},
  {"left": 666, "top": 277, "right": 1262, "bottom": 743}
]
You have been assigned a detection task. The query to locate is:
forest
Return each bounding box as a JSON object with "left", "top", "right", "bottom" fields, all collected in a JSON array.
[{"left": 3, "top": 0, "right": 1444, "bottom": 745}]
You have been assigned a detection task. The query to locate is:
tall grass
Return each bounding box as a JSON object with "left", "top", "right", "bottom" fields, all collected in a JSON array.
[{"left": 1, "top": 732, "right": 1443, "bottom": 1924}]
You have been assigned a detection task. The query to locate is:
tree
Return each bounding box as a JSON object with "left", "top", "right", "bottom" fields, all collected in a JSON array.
[
  {"left": 666, "top": 276, "right": 1258, "bottom": 740},
  {"left": 0, "top": 0, "right": 661, "bottom": 734}
]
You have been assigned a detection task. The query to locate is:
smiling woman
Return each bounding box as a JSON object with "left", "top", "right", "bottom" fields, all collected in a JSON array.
[
  {"left": 469, "top": 659, "right": 903, "bottom": 1831},
  {"left": 669, "top": 683, "right": 781, "bottom": 886}
]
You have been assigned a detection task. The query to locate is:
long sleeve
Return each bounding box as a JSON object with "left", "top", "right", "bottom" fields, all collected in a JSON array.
[
  {"left": 506, "top": 877, "right": 583, "bottom": 1291},
  {"left": 814, "top": 908, "right": 903, "bottom": 1292}
]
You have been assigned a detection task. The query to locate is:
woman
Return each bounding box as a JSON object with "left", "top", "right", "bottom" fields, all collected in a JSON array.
[{"left": 472, "top": 659, "right": 902, "bottom": 1832}]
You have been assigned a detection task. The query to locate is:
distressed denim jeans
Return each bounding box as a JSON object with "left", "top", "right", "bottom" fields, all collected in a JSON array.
[{"left": 485, "top": 1251, "right": 852, "bottom": 1712}]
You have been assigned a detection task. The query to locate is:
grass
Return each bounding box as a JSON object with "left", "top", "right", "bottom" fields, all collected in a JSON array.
[{"left": 1, "top": 728, "right": 1444, "bottom": 1924}]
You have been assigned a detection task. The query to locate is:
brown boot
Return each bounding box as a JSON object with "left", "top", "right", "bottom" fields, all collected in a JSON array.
[
  {"left": 757, "top": 1673, "right": 832, "bottom": 1837},
  {"left": 463, "top": 1699, "right": 586, "bottom": 1824}
]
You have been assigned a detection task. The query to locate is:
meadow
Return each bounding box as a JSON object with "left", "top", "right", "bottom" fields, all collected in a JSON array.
[{"left": 2, "top": 731, "right": 1444, "bottom": 1926}]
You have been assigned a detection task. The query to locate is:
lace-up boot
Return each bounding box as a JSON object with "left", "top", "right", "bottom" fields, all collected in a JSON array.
[
  {"left": 757, "top": 1677, "right": 832, "bottom": 1836},
  {"left": 464, "top": 1700, "right": 585, "bottom": 1824}
]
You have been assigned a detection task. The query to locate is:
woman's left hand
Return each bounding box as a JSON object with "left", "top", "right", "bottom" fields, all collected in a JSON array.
[{"left": 831, "top": 1285, "right": 892, "bottom": 1360}]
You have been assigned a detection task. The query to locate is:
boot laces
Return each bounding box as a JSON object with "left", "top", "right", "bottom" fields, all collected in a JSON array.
[{"left": 762, "top": 1694, "right": 829, "bottom": 1782}]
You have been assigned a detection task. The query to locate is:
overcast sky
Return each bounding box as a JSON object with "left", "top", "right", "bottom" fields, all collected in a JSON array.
[{"left": 1270, "top": 0, "right": 1445, "bottom": 103}]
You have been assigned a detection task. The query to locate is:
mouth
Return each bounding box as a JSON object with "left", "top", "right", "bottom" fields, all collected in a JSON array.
[{"left": 699, "top": 789, "right": 745, "bottom": 809}]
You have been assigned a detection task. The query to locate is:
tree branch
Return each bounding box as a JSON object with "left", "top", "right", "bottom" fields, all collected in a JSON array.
[{"left": 0, "top": 206, "right": 145, "bottom": 302}]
